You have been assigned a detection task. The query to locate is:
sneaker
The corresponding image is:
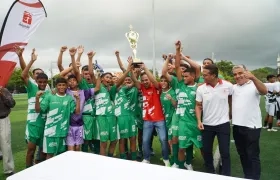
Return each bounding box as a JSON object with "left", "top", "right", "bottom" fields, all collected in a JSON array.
[
  {"left": 4, "top": 172, "right": 14, "bottom": 177},
  {"left": 163, "top": 159, "right": 171, "bottom": 167},
  {"left": 263, "top": 126, "right": 268, "bottom": 129},
  {"left": 184, "top": 163, "right": 193, "bottom": 170},
  {"left": 268, "top": 128, "right": 278, "bottom": 132},
  {"left": 142, "top": 159, "right": 150, "bottom": 164},
  {"left": 171, "top": 163, "right": 179, "bottom": 168}
]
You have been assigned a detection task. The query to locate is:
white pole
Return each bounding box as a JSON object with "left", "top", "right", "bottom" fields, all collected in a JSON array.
[{"left": 152, "top": 0, "right": 156, "bottom": 76}]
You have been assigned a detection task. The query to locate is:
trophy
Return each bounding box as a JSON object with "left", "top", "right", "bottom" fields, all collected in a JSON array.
[{"left": 125, "top": 25, "right": 142, "bottom": 66}]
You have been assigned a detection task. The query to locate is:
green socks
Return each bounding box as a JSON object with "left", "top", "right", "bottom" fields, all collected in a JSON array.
[
  {"left": 108, "top": 153, "right": 114, "bottom": 157},
  {"left": 178, "top": 160, "right": 185, "bottom": 169},
  {"left": 172, "top": 143, "right": 179, "bottom": 164},
  {"left": 185, "top": 145, "right": 193, "bottom": 165},
  {"left": 93, "top": 140, "right": 100, "bottom": 154},
  {"left": 120, "top": 153, "right": 127, "bottom": 159},
  {"left": 131, "top": 152, "right": 137, "bottom": 160},
  {"left": 81, "top": 144, "right": 89, "bottom": 152}
]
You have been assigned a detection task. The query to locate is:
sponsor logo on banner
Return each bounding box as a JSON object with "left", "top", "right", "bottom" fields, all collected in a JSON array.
[{"left": 19, "top": 11, "right": 32, "bottom": 29}]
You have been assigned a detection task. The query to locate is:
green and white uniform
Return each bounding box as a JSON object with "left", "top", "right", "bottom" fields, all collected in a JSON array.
[
  {"left": 25, "top": 80, "right": 48, "bottom": 147},
  {"left": 95, "top": 84, "right": 118, "bottom": 142},
  {"left": 41, "top": 94, "right": 76, "bottom": 154},
  {"left": 115, "top": 86, "right": 137, "bottom": 138},
  {"left": 170, "top": 76, "right": 179, "bottom": 136},
  {"left": 79, "top": 79, "right": 97, "bottom": 140},
  {"left": 160, "top": 88, "right": 176, "bottom": 140},
  {"left": 176, "top": 81, "right": 202, "bottom": 149}
]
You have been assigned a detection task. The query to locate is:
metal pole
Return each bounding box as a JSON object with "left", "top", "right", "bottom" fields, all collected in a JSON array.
[
  {"left": 152, "top": 0, "right": 156, "bottom": 76},
  {"left": 50, "top": 62, "right": 53, "bottom": 89}
]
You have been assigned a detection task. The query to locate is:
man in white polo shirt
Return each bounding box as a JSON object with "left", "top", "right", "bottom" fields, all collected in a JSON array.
[
  {"left": 195, "top": 64, "right": 232, "bottom": 176},
  {"left": 232, "top": 65, "right": 267, "bottom": 180}
]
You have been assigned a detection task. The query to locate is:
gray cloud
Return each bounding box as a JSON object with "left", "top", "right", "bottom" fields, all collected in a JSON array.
[{"left": 1, "top": 0, "right": 280, "bottom": 74}]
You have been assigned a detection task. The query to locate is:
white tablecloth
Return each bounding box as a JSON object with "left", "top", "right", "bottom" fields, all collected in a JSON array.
[{"left": 8, "top": 151, "right": 243, "bottom": 180}]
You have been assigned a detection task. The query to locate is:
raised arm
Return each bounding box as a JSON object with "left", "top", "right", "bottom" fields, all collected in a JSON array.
[
  {"left": 141, "top": 63, "right": 160, "bottom": 89},
  {"left": 14, "top": 45, "right": 27, "bottom": 71},
  {"left": 116, "top": 57, "right": 133, "bottom": 88},
  {"left": 21, "top": 48, "right": 37, "bottom": 85},
  {"left": 161, "top": 54, "right": 172, "bottom": 82},
  {"left": 69, "top": 47, "right": 82, "bottom": 82},
  {"left": 57, "top": 46, "right": 67, "bottom": 72},
  {"left": 175, "top": 41, "right": 183, "bottom": 81},
  {"left": 59, "top": 66, "right": 73, "bottom": 78},
  {"left": 181, "top": 54, "right": 201, "bottom": 80},
  {"left": 245, "top": 71, "right": 267, "bottom": 95},
  {"left": 76, "top": 45, "right": 84, "bottom": 65},
  {"left": 87, "top": 51, "right": 97, "bottom": 84},
  {"left": 115, "top": 51, "right": 126, "bottom": 72},
  {"left": 131, "top": 68, "right": 141, "bottom": 89}
]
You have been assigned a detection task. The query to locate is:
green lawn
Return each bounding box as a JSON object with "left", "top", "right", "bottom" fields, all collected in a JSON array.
[{"left": 0, "top": 94, "right": 279, "bottom": 179}]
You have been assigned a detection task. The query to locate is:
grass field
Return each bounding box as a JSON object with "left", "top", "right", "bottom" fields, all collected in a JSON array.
[{"left": 0, "top": 94, "right": 280, "bottom": 179}]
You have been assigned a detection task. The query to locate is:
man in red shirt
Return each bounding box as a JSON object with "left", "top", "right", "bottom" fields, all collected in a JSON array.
[{"left": 131, "top": 63, "right": 170, "bottom": 166}]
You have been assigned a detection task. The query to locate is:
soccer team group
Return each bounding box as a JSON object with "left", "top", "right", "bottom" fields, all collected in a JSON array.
[{"left": 15, "top": 41, "right": 268, "bottom": 179}]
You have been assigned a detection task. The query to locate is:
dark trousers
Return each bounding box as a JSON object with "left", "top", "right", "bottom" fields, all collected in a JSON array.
[
  {"left": 233, "top": 125, "right": 261, "bottom": 180},
  {"left": 202, "top": 122, "right": 231, "bottom": 176}
]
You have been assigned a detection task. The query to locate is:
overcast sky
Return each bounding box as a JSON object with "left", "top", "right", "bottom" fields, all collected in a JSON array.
[{"left": 1, "top": 0, "right": 280, "bottom": 76}]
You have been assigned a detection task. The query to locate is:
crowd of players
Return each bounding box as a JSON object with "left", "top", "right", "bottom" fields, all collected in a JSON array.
[{"left": 11, "top": 41, "right": 272, "bottom": 180}]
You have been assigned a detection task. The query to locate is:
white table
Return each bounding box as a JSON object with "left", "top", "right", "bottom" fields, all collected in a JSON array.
[{"left": 8, "top": 151, "right": 243, "bottom": 180}]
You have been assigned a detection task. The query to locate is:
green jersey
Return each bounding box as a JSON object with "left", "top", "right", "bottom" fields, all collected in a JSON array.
[
  {"left": 176, "top": 81, "right": 197, "bottom": 123},
  {"left": 79, "top": 78, "right": 95, "bottom": 115},
  {"left": 40, "top": 94, "right": 76, "bottom": 137},
  {"left": 25, "top": 80, "right": 48, "bottom": 127},
  {"left": 170, "top": 75, "right": 179, "bottom": 90},
  {"left": 95, "top": 84, "right": 117, "bottom": 116},
  {"left": 160, "top": 88, "right": 176, "bottom": 127},
  {"left": 126, "top": 87, "right": 139, "bottom": 115},
  {"left": 114, "top": 86, "right": 130, "bottom": 116}
]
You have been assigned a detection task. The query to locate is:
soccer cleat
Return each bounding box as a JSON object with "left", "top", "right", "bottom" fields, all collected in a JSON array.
[
  {"left": 171, "top": 163, "right": 179, "bottom": 168},
  {"left": 142, "top": 159, "right": 150, "bottom": 164},
  {"left": 267, "top": 128, "right": 278, "bottom": 132},
  {"left": 184, "top": 163, "right": 194, "bottom": 170},
  {"left": 163, "top": 159, "right": 171, "bottom": 167}
]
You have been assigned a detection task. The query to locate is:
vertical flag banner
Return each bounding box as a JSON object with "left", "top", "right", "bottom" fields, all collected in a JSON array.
[{"left": 0, "top": 0, "right": 47, "bottom": 87}]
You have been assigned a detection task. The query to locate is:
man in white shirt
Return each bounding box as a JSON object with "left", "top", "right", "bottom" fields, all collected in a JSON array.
[
  {"left": 195, "top": 64, "right": 233, "bottom": 176},
  {"left": 231, "top": 65, "right": 267, "bottom": 180},
  {"left": 263, "top": 75, "right": 278, "bottom": 131}
]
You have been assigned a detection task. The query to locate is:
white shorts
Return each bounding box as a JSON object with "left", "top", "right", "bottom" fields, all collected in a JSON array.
[{"left": 266, "top": 103, "right": 276, "bottom": 116}]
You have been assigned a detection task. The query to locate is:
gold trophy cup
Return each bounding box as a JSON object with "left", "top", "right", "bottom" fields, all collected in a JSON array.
[{"left": 125, "top": 25, "right": 142, "bottom": 66}]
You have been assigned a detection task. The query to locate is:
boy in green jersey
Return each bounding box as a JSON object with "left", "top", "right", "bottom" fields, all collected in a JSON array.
[
  {"left": 161, "top": 50, "right": 201, "bottom": 168},
  {"left": 35, "top": 78, "right": 80, "bottom": 159},
  {"left": 159, "top": 76, "right": 177, "bottom": 153},
  {"left": 115, "top": 57, "right": 138, "bottom": 160},
  {"left": 175, "top": 41, "right": 202, "bottom": 170},
  {"left": 21, "top": 49, "right": 49, "bottom": 168},
  {"left": 95, "top": 57, "right": 132, "bottom": 156}
]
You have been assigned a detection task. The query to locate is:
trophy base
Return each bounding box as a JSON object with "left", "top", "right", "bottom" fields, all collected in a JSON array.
[{"left": 132, "top": 58, "right": 142, "bottom": 67}]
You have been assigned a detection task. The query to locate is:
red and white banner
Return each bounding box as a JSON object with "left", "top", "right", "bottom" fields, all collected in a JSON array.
[{"left": 0, "top": 0, "right": 47, "bottom": 87}]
